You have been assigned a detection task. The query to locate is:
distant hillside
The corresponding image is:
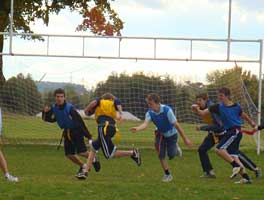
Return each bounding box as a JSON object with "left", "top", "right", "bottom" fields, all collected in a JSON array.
[{"left": 36, "top": 81, "right": 88, "bottom": 94}]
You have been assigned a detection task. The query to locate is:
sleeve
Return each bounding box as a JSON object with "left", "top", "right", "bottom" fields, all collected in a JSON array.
[
  {"left": 42, "top": 107, "right": 56, "bottom": 123},
  {"left": 69, "top": 108, "right": 92, "bottom": 140},
  {"left": 114, "top": 98, "right": 122, "bottom": 109},
  {"left": 167, "top": 108, "right": 177, "bottom": 124},
  {"left": 145, "top": 111, "right": 152, "bottom": 122},
  {"left": 208, "top": 103, "right": 220, "bottom": 115}
]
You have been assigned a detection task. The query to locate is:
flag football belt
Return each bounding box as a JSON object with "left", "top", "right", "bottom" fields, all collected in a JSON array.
[{"left": 57, "top": 129, "right": 72, "bottom": 150}]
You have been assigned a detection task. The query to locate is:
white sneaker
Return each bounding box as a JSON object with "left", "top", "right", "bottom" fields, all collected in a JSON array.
[
  {"left": 230, "top": 166, "right": 242, "bottom": 179},
  {"left": 162, "top": 174, "right": 173, "bottom": 182},
  {"left": 234, "top": 178, "right": 252, "bottom": 184},
  {"left": 176, "top": 143, "right": 182, "bottom": 157},
  {"left": 5, "top": 174, "right": 18, "bottom": 182}
]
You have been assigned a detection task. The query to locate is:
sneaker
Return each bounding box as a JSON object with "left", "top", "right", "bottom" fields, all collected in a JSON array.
[
  {"left": 5, "top": 174, "right": 18, "bottom": 182},
  {"left": 76, "top": 171, "right": 88, "bottom": 180},
  {"left": 92, "top": 154, "right": 101, "bottom": 172},
  {"left": 75, "top": 165, "right": 88, "bottom": 180},
  {"left": 255, "top": 167, "right": 262, "bottom": 179},
  {"left": 234, "top": 178, "right": 252, "bottom": 184},
  {"left": 200, "top": 171, "right": 216, "bottom": 179},
  {"left": 162, "top": 174, "right": 173, "bottom": 182},
  {"left": 230, "top": 166, "right": 242, "bottom": 179},
  {"left": 176, "top": 143, "right": 182, "bottom": 157},
  {"left": 131, "top": 148, "right": 141, "bottom": 166}
]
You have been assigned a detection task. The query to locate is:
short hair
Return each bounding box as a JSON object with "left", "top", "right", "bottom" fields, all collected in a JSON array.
[
  {"left": 218, "top": 87, "right": 231, "bottom": 97},
  {"left": 146, "top": 93, "right": 161, "bottom": 104},
  {"left": 195, "top": 93, "right": 209, "bottom": 101},
  {"left": 54, "top": 88, "right": 65, "bottom": 97},
  {"left": 101, "top": 92, "right": 116, "bottom": 100}
]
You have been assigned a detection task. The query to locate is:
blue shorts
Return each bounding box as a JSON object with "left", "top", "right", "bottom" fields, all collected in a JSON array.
[
  {"left": 216, "top": 128, "right": 242, "bottom": 156},
  {"left": 155, "top": 131, "right": 178, "bottom": 160}
]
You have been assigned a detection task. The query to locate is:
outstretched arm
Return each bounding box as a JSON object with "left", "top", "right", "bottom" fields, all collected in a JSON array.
[
  {"left": 241, "top": 112, "right": 256, "bottom": 128},
  {"left": 130, "top": 121, "right": 149, "bottom": 133}
]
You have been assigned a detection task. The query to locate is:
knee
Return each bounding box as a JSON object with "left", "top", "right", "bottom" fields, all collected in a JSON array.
[{"left": 215, "top": 148, "right": 222, "bottom": 155}]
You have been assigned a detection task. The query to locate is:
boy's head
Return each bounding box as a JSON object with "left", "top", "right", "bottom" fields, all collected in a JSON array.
[
  {"left": 195, "top": 93, "right": 208, "bottom": 109},
  {"left": 146, "top": 93, "right": 161, "bottom": 112},
  {"left": 218, "top": 87, "right": 231, "bottom": 102},
  {"left": 54, "top": 88, "right": 66, "bottom": 106},
  {"left": 101, "top": 92, "right": 116, "bottom": 100}
]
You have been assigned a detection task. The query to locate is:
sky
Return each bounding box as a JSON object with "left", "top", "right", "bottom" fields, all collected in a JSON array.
[{"left": 3, "top": 0, "right": 264, "bottom": 89}]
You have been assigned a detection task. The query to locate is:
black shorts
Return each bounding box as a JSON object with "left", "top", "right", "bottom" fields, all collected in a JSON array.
[
  {"left": 63, "top": 128, "right": 87, "bottom": 156},
  {"left": 91, "top": 122, "right": 116, "bottom": 159}
]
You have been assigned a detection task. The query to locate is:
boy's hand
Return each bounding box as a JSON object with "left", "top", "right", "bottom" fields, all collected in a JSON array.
[
  {"left": 43, "top": 105, "right": 51, "bottom": 112},
  {"left": 191, "top": 104, "right": 199, "bottom": 112},
  {"left": 130, "top": 127, "right": 138, "bottom": 133}
]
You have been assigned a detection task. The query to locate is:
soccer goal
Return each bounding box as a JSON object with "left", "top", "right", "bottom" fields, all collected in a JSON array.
[{"left": 0, "top": 69, "right": 261, "bottom": 152}]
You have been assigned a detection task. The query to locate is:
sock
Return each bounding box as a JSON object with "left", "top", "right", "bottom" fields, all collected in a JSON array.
[
  {"left": 82, "top": 164, "right": 87, "bottom": 172},
  {"left": 242, "top": 173, "right": 250, "bottom": 180},
  {"left": 230, "top": 161, "right": 240, "bottom": 168},
  {"left": 165, "top": 169, "right": 170, "bottom": 175},
  {"left": 4, "top": 172, "right": 9, "bottom": 178}
]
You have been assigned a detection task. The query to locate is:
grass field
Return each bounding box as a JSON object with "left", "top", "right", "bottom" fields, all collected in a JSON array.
[
  {"left": 1, "top": 115, "right": 264, "bottom": 199},
  {"left": 0, "top": 145, "right": 264, "bottom": 200}
]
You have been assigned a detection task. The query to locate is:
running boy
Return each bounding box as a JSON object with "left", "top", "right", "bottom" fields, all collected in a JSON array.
[
  {"left": 81, "top": 92, "right": 141, "bottom": 178},
  {"left": 130, "top": 93, "right": 192, "bottom": 182},
  {"left": 42, "top": 88, "right": 100, "bottom": 180}
]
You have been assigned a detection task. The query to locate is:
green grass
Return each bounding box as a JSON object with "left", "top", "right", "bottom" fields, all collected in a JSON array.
[
  {"left": 0, "top": 145, "right": 264, "bottom": 200},
  {"left": 1, "top": 113, "right": 264, "bottom": 199}
]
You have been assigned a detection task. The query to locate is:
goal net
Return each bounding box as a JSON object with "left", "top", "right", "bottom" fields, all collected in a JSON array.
[{"left": 0, "top": 67, "right": 261, "bottom": 151}]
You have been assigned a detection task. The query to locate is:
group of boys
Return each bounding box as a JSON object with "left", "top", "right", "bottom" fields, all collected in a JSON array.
[{"left": 1, "top": 87, "right": 263, "bottom": 184}]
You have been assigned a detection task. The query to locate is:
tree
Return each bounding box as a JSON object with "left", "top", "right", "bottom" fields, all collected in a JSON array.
[
  {"left": 0, "top": 73, "right": 43, "bottom": 115},
  {"left": 0, "top": 0, "right": 123, "bottom": 85}
]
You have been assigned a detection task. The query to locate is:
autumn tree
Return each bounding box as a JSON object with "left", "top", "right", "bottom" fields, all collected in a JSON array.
[{"left": 0, "top": 0, "right": 124, "bottom": 85}]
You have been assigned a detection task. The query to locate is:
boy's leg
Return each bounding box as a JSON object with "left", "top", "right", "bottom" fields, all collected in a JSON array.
[
  {"left": 0, "top": 150, "right": 8, "bottom": 174},
  {"left": 0, "top": 151, "right": 18, "bottom": 182},
  {"left": 216, "top": 130, "right": 243, "bottom": 179},
  {"left": 238, "top": 150, "right": 261, "bottom": 178},
  {"left": 198, "top": 134, "right": 216, "bottom": 177},
  {"left": 155, "top": 133, "right": 173, "bottom": 182}
]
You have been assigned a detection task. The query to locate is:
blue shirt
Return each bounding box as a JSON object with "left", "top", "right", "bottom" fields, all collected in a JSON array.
[
  {"left": 145, "top": 104, "right": 178, "bottom": 137},
  {"left": 209, "top": 102, "right": 242, "bottom": 130}
]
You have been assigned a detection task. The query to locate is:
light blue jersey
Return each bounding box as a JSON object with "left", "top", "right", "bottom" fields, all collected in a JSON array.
[{"left": 145, "top": 104, "right": 178, "bottom": 137}]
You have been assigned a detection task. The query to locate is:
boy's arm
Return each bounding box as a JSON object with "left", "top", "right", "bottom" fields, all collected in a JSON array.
[
  {"left": 70, "top": 108, "right": 92, "bottom": 140},
  {"left": 42, "top": 105, "right": 56, "bottom": 122},
  {"left": 130, "top": 120, "right": 149, "bottom": 132},
  {"left": 241, "top": 111, "right": 256, "bottom": 128},
  {"left": 84, "top": 100, "right": 97, "bottom": 116},
  {"left": 191, "top": 104, "right": 210, "bottom": 116},
  {"left": 198, "top": 124, "right": 223, "bottom": 133},
  {"left": 116, "top": 104, "right": 123, "bottom": 122},
  {"left": 174, "top": 121, "right": 192, "bottom": 147}
]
